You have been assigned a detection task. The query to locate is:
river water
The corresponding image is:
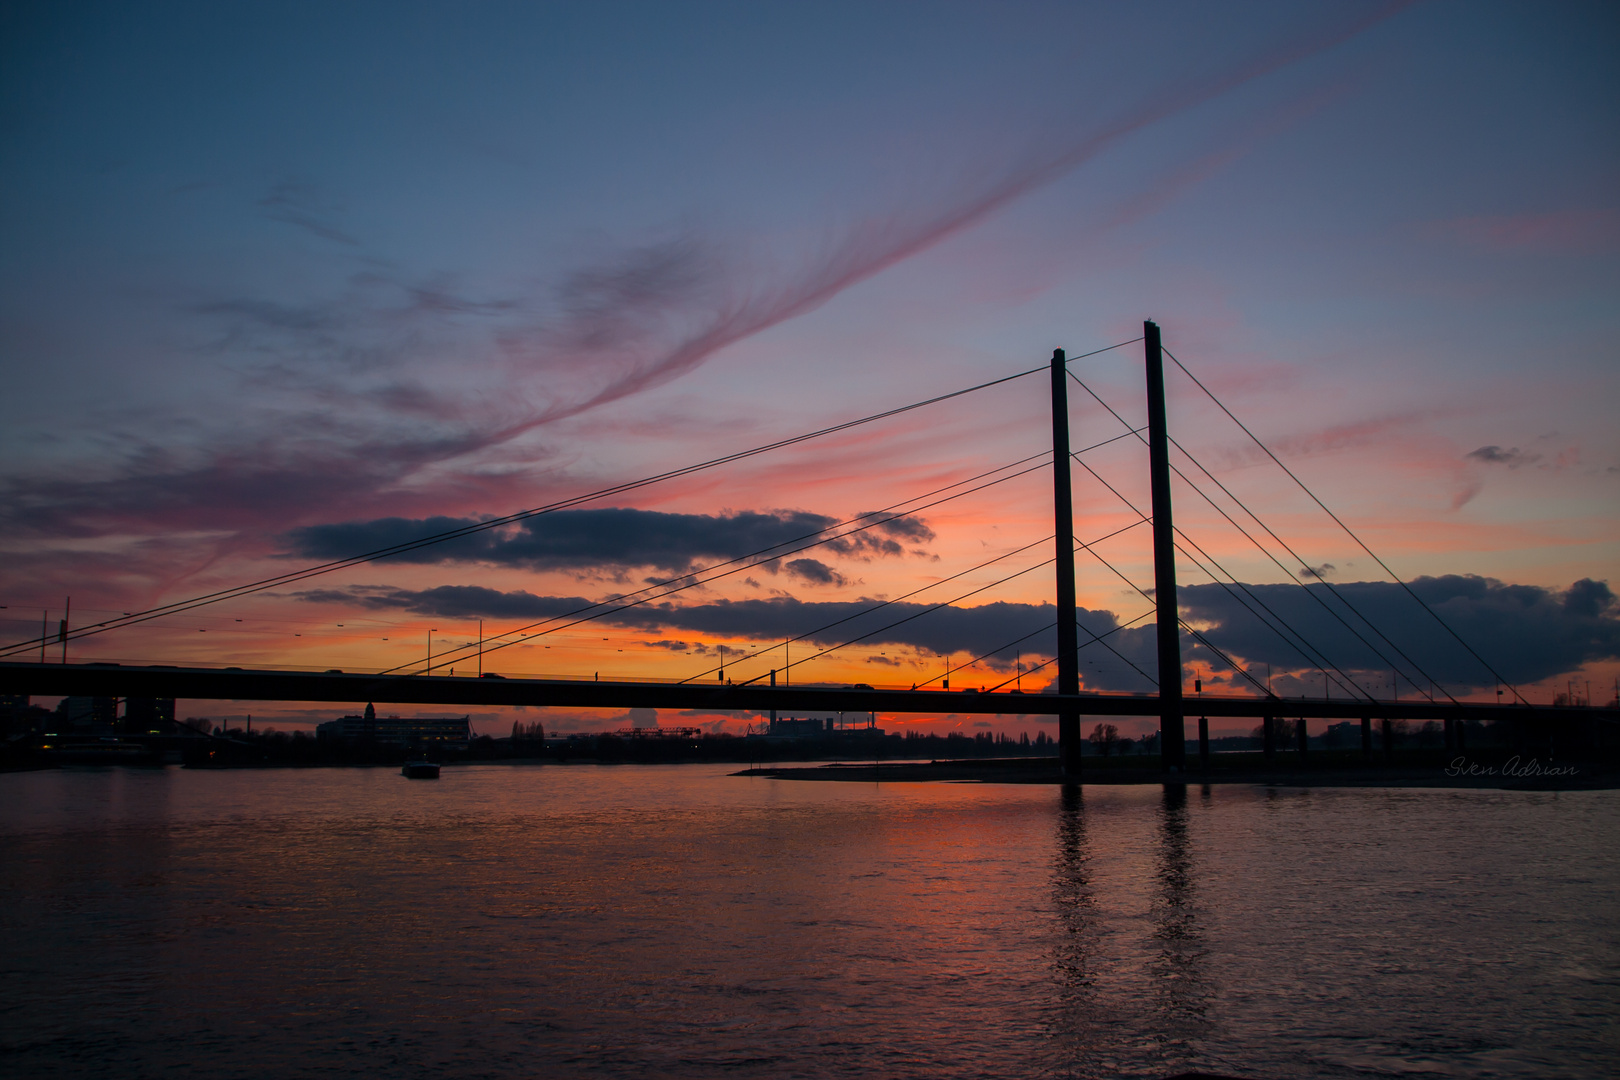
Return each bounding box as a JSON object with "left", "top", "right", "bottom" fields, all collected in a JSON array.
[{"left": 1, "top": 765, "right": 1615, "bottom": 1079}]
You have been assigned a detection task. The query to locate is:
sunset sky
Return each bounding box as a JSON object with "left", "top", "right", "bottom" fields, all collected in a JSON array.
[{"left": 2, "top": 1, "right": 1616, "bottom": 736}]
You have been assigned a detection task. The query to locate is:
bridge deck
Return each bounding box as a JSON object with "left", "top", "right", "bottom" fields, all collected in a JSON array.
[{"left": 4, "top": 662, "right": 1613, "bottom": 723}]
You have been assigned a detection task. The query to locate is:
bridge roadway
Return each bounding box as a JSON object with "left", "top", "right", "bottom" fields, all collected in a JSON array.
[{"left": 4, "top": 661, "right": 1612, "bottom": 725}]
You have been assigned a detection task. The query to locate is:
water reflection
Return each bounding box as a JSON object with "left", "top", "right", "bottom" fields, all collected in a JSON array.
[
  {"left": 5, "top": 769, "right": 1614, "bottom": 1078},
  {"left": 1047, "top": 783, "right": 1213, "bottom": 1075},
  {"left": 1050, "top": 785, "right": 1095, "bottom": 1010},
  {"left": 1151, "top": 784, "right": 1207, "bottom": 1037}
]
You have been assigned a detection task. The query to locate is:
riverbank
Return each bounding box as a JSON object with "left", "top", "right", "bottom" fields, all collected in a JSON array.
[{"left": 733, "top": 754, "right": 1620, "bottom": 790}]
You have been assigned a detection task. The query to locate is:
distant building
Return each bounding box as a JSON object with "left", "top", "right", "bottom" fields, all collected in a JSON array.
[
  {"left": 1323, "top": 721, "right": 1359, "bottom": 748},
  {"left": 768, "top": 717, "right": 829, "bottom": 738},
  {"left": 761, "top": 716, "right": 884, "bottom": 738},
  {"left": 317, "top": 702, "right": 469, "bottom": 749},
  {"left": 0, "top": 695, "right": 41, "bottom": 738},
  {"left": 123, "top": 697, "right": 176, "bottom": 734},
  {"left": 53, "top": 696, "right": 118, "bottom": 735}
]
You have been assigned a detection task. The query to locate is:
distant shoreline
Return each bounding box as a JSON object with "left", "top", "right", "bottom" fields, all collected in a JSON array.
[{"left": 732, "top": 757, "right": 1620, "bottom": 791}]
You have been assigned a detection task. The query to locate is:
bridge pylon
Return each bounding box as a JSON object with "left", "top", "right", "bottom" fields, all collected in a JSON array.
[
  {"left": 1050, "top": 348, "right": 1082, "bottom": 780},
  {"left": 1144, "top": 321, "right": 1186, "bottom": 771}
]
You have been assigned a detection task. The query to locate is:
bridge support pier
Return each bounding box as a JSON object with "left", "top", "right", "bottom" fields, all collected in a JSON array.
[
  {"left": 1263, "top": 715, "right": 1276, "bottom": 763},
  {"left": 1382, "top": 718, "right": 1395, "bottom": 765},
  {"left": 1361, "top": 716, "right": 1373, "bottom": 762},
  {"left": 1198, "top": 715, "right": 1209, "bottom": 769},
  {"left": 1297, "top": 715, "right": 1308, "bottom": 765}
]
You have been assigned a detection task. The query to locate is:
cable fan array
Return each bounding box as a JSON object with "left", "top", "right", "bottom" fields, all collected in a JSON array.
[{"left": 4, "top": 332, "right": 1527, "bottom": 708}]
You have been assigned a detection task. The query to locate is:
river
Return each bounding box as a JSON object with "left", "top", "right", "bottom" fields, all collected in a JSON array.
[{"left": 1, "top": 764, "right": 1615, "bottom": 1078}]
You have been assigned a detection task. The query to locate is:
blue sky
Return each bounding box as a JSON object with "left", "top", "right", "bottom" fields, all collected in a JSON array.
[{"left": 2, "top": 1, "right": 1616, "bottom": 729}]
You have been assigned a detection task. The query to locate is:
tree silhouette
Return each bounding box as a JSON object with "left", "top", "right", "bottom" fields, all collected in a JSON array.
[{"left": 1088, "top": 722, "right": 1120, "bottom": 757}]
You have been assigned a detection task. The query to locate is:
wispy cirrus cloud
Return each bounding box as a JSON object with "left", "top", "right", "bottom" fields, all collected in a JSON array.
[
  {"left": 213, "top": 3, "right": 1415, "bottom": 451},
  {"left": 2, "top": 2, "right": 1409, "bottom": 599},
  {"left": 483, "top": 4, "right": 1412, "bottom": 437},
  {"left": 259, "top": 179, "right": 360, "bottom": 247}
]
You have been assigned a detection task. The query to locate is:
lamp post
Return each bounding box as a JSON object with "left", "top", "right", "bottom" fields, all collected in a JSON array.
[
  {"left": 1196, "top": 669, "right": 1209, "bottom": 768},
  {"left": 426, "top": 628, "right": 437, "bottom": 674}
]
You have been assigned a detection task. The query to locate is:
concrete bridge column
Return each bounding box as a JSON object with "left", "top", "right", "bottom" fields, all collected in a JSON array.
[{"left": 1361, "top": 716, "right": 1373, "bottom": 762}]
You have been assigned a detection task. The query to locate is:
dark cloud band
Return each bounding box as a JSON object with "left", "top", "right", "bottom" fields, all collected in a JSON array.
[
  {"left": 299, "top": 574, "right": 1618, "bottom": 692},
  {"left": 285, "top": 508, "right": 933, "bottom": 573},
  {"left": 1178, "top": 575, "right": 1619, "bottom": 688}
]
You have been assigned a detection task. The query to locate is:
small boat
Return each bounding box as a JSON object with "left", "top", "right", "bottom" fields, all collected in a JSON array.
[
  {"left": 40, "top": 738, "right": 157, "bottom": 766},
  {"left": 401, "top": 761, "right": 441, "bottom": 779}
]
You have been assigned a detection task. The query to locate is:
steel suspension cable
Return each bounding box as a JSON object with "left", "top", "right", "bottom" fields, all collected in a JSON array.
[
  {"left": 913, "top": 595, "right": 1158, "bottom": 695},
  {"left": 919, "top": 621, "right": 1058, "bottom": 690},
  {"left": 2, "top": 342, "right": 1137, "bottom": 659},
  {"left": 1063, "top": 533, "right": 1161, "bottom": 689},
  {"left": 979, "top": 608, "right": 1157, "bottom": 693},
  {"left": 1067, "top": 368, "right": 1437, "bottom": 702},
  {"left": 669, "top": 431, "right": 1153, "bottom": 687},
  {"left": 695, "top": 534, "right": 1054, "bottom": 687},
  {"left": 1059, "top": 506, "right": 1273, "bottom": 699},
  {"left": 1172, "top": 537, "right": 1371, "bottom": 700},
  {"left": 716, "top": 517, "right": 1153, "bottom": 688},
  {"left": 1162, "top": 347, "right": 1528, "bottom": 705},
  {"left": 544, "top": 529, "right": 1055, "bottom": 687},
  {"left": 1163, "top": 434, "right": 1452, "bottom": 703},
  {"left": 1070, "top": 451, "right": 1374, "bottom": 701},
  {"left": 397, "top": 450, "right": 1059, "bottom": 670},
  {"left": 427, "top": 430, "right": 1149, "bottom": 678},
  {"left": 420, "top": 457, "right": 1056, "bottom": 675},
  {"left": 728, "top": 554, "right": 1062, "bottom": 687}
]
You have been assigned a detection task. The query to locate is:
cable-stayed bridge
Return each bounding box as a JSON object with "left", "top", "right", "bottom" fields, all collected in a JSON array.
[{"left": 5, "top": 322, "right": 1614, "bottom": 775}]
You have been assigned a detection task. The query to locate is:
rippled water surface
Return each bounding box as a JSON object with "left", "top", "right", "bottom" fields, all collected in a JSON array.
[{"left": 2, "top": 765, "right": 1616, "bottom": 1078}]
